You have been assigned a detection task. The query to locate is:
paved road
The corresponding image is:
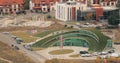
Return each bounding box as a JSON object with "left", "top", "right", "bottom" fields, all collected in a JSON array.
[
  {"left": 0, "top": 33, "right": 47, "bottom": 63},
  {"left": 0, "top": 57, "right": 13, "bottom": 63}
]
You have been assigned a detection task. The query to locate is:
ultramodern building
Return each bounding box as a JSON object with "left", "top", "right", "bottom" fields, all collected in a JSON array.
[
  {"left": 56, "top": 0, "right": 118, "bottom": 21},
  {"left": 0, "top": 0, "right": 24, "bottom": 14},
  {"left": 29, "top": 0, "right": 60, "bottom": 12}
]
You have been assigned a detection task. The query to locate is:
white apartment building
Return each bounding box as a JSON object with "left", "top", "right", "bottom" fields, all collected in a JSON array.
[{"left": 55, "top": 0, "right": 89, "bottom": 21}]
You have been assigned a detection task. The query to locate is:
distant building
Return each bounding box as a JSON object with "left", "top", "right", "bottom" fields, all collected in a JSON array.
[
  {"left": 56, "top": 0, "right": 88, "bottom": 21},
  {"left": 0, "top": 0, "right": 24, "bottom": 14},
  {"left": 29, "top": 0, "right": 60, "bottom": 13},
  {"left": 55, "top": 0, "right": 119, "bottom": 21}
]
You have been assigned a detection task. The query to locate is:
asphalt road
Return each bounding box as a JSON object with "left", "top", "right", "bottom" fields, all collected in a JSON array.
[{"left": 0, "top": 33, "right": 47, "bottom": 63}]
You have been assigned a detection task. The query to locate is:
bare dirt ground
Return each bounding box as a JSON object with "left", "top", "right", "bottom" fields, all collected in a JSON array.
[
  {"left": 0, "top": 41, "right": 34, "bottom": 63},
  {"left": 113, "top": 29, "right": 120, "bottom": 42},
  {"left": 0, "top": 20, "right": 65, "bottom": 32},
  {"left": 46, "top": 59, "right": 96, "bottom": 63},
  {"left": 101, "top": 29, "right": 120, "bottom": 42}
]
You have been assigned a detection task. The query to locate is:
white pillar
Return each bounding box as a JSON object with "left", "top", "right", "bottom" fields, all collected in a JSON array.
[{"left": 60, "top": 0, "right": 63, "bottom": 2}]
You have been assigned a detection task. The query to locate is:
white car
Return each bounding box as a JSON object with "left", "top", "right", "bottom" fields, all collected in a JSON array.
[
  {"left": 99, "top": 52, "right": 108, "bottom": 55},
  {"left": 81, "top": 54, "right": 91, "bottom": 57},
  {"left": 111, "top": 53, "right": 120, "bottom": 57},
  {"left": 2, "top": 32, "right": 10, "bottom": 34}
]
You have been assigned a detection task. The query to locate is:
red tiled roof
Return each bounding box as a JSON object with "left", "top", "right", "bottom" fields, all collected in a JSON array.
[
  {"left": 0, "top": 0, "right": 24, "bottom": 6},
  {"left": 31, "top": 0, "right": 60, "bottom": 4}
]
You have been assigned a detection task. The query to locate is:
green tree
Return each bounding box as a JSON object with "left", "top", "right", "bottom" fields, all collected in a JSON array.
[
  {"left": 24, "top": 0, "right": 30, "bottom": 9},
  {"left": 108, "top": 16, "right": 119, "bottom": 25},
  {"left": 116, "top": 0, "right": 120, "bottom": 19},
  {"left": 47, "top": 15, "right": 52, "bottom": 19},
  {"left": 84, "top": 12, "right": 92, "bottom": 21},
  {"left": 117, "top": 0, "right": 120, "bottom": 8}
]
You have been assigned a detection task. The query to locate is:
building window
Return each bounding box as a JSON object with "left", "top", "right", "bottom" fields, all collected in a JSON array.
[
  {"left": 107, "top": 2, "right": 110, "bottom": 6},
  {"left": 52, "top": 7, "right": 54, "bottom": 10},
  {"left": 42, "top": 4, "right": 46, "bottom": 6},
  {"left": 51, "top": 3, "right": 53, "bottom": 6},
  {"left": 10, "top": 9, "right": 12, "bottom": 12},
  {"left": 0, "top": 9, "right": 2, "bottom": 12},
  {"left": 14, "top": 9, "right": 16, "bottom": 11},
  {"left": 103, "top": 3, "right": 105, "bottom": 6},
  {"left": 35, "top": 4, "right": 37, "bottom": 6},
  {"left": 111, "top": 2, "right": 114, "bottom": 5},
  {"left": 79, "top": 7, "right": 80, "bottom": 10},
  {"left": 43, "top": 8, "right": 46, "bottom": 11},
  {"left": 38, "top": 4, "right": 40, "bottom": 6},
  {"left": 6, "top": 9, "right": 7, "bottom": 12}
]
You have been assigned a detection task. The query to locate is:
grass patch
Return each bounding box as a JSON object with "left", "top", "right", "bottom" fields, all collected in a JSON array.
[
  {"left": 11, "top": 31, "right": 38, "bottom": 43},
  {"left": 48, "top": 49, "right": 74, "bottom": 55},
  {"left": 34, "top": 28, "right": 74, "bottom": 37},
  {"left": 34, "top": 30, "right": 56, "bottom": 37},
  {"left": 69, "top": 54, "right": 80, "bottom": 57},
  {"left": 83, "top": 28, "right": 110, "bottom": 51},
  {"left": 33, "top": 28, "right": 110, "bottom": 51},
  {"left": 31, "top": 47, "right": 45, "bottom": 51}
]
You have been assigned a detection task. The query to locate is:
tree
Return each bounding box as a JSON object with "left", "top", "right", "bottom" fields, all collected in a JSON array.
[
  {"left": 84, "top": 12, "right": 92, "bottom": 21},
  {"left": 47, "top": 15, "right": 52, "bottom": 19},
  {"left": 116, "top": 0, "right": 120, "bottom": 19},
  {"left": 108, "top": 16, "right": 119, "bottom": 25},
  {"left": 116, "top": 0, "right": 120, "bottom": 8},
  {"left": 24, "top": 0, "right": 30, "bottom": 9}
]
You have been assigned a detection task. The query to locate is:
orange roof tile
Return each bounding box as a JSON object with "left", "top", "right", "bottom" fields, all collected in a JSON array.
[
  {"left": 31, "top": 0, "right": 59, "bottom": 4},
  {"left": 0, "top": 0, "right": 24, "bottom": 6}
]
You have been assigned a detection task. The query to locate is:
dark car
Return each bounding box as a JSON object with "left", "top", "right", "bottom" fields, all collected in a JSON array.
[
  {"left": 11, "top": 35, "right": 17, "bottom": 40},
  {"left": 16, "top": 38, "right": 23, "bottom": 44},
  {"left": 23, "top": 45, "right": 33, "bottom": 51},
  {"left": 80, "top": 51, "right": 88, "bottom": 54},
  {"left": 108, "top": 50, "right": 115, "bottom": 53},
  {"left": 14, "top": 46, "right": 20, "bottom": 50}
]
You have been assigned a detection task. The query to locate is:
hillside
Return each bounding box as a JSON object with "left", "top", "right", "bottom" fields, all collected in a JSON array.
[{"left": 0, "top": 41, "right": 34, "bottom": 63}]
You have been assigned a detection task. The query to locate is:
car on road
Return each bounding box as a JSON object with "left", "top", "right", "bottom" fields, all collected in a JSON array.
[
  {"left": 99, "top": 52, "right": 108, "bottom": 55},
  {"left": 80, "top": 51, "right": 91, "bottom": 57},
  {"left": 14, "top": 46, "right": 20, "bottom": 50},
  {"left": 16, "top": 38, "right": 23, "bottom": 44},
  {"left": 23, "top": 45, "right": 33, "bottom": 51},
  {"left": 80, "top": 51, "right": 88, "bottom": 54},
  {"left": 11, "top": 35, "right": 17, "bottom": 39},
  {"left": 81, "top": 54, "right": 92, "bottom": 57},
  {"left": 108, "top": 50, "right": 115, "bottom": 53},
  {"left": 2, "top": 32, "right": 10, "bottom": 35}
]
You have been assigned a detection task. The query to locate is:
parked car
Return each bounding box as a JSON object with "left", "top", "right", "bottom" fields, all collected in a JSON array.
[
  {"left": 80, "top": 51, "right": 88, "bottom": 54},
  {"left": 81, "top": 54, "right": 91, "bottom": 57},
  {"left": 108, "top": 50, "right": 115, "bottom": 53},
  {"left": 11, "top": 35, "right": 17, "bottom": 40},
  {"left": 99, "top": 52, "right": 108, "bottom": 55},
  {"left": 14, "top": 46, "right": 20, "bottom": 50},
  {"left": 16, "top": 38, "right": 23, "bottom": 44},
  {"left": 2, "top": 32, "right": 10, "bottom": 35},
  {"left": 110, "top": 53, "right": 120, "bottom": 57},
  {"left": 23, "top": 45, "right": 33, "bottom": 51}
]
